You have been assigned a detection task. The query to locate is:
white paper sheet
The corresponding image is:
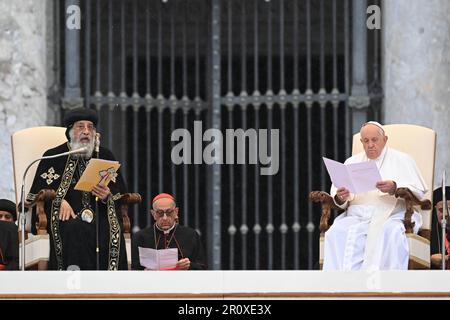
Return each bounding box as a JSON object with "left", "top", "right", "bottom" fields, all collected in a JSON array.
[
  {"left": 323, "top": 157, "right": 382, "bottom": 194},
  {"left": 138, "top": 247, "right": 178, "bottom": 270}
]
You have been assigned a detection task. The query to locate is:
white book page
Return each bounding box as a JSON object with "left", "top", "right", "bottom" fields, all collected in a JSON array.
[
  {"left": 323, "top": 157, "right": 382, "bottom": 194},
  {"left": 139, "top": 247, "right": 178, "bottom": 270}
]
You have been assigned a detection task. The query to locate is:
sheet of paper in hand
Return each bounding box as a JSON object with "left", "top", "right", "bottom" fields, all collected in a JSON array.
[
  {"left": 323, "top": 157, "right": 382, "bottom": 194},
  {"left": 138, "top": 247, "right": 178, "bottom": 270},
  {"left": 74, "top": 158, "right": 120, "bottom": 192}
]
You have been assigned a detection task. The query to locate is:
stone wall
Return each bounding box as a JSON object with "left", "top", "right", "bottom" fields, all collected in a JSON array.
[
  {"left": 0, "top": 0, "right": 53, "bottom": 201},
  {"left": 383, "top": 0, "right": 450, "bottom": 188}
]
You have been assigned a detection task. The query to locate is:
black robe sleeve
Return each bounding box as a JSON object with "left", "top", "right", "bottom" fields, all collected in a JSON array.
[
  {"left": 27, "top": 144, "right": 69, "bottom": 234},
  {"left": 189, "top": 230, "right": 208, "bottom": 270},
  {"left": 0, "top": 221, "right": 19, "bottom": 270},
  {"left": 27, "top": 144, "right": 68, "bottom": 199},
  {"left": 131, "top": 230, "right": 146, "bottom": 270}
]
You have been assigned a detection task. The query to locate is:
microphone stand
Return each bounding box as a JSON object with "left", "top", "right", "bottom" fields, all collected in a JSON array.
[
  {"left": 442, "top": 171, "right": 447, "bottom": 270},
  {"left": 19, "top": 147, "right": 87, "bottom": 271},
  {"left": 94, "top": 133, "right": 100, "bottom": 271}
]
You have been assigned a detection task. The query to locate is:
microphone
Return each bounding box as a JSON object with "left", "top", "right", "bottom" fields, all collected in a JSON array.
[
  {"left": 93, "top": 133, "right": 100, "bottom": 270},
  {"left": 41, "top": 147, "right": 88, "bottom": 159},
  {"left": 19, "top": 146, "right": 87, "bottom": 271}
]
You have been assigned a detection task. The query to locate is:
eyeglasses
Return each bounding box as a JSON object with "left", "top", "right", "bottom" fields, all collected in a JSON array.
[
  {"left": 153, "top": 208, "right": 176, "bottom": 218},
  {"left": 74, "top": 123, "right": 95, "bottom": 132}
]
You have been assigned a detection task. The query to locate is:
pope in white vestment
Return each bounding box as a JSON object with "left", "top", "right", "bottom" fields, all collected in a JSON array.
[{"left": 323, "top": 122, "right": 428, "bottom": 271}]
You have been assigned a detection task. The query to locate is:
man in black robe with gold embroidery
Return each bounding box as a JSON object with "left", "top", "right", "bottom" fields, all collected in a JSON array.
[
  {"left": 131, "top": 193, "right": 207, "bottom": 270},
  {"left": 27, "top": 107, "right": 127, "bottom": 270}
]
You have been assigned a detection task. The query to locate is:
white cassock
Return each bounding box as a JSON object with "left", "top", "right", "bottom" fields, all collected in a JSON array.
[{"left": 323, "top": 146, "right": 428, "bottom": 271}]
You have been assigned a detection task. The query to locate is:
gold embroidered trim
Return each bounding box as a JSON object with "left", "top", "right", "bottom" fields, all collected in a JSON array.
[
  {"left": 112, "top": 193, "right": 123, "bottom": 201},
  {"left": 26, "top": 193, "right": 37, "bottom": 202},
  {"left": 51, "top": 156, "right": 78, "bottom": 270},
  {"left": 107, "top": 196, "right": 121, "bottom": 270}
]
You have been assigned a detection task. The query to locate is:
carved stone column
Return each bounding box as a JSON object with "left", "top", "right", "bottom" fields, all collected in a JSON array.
[
  {"left": 0, "top": 0, "right": 51, "bottom": 199},
  {"left": 383, "top": 0, "right": 450, "bottom": 187}
]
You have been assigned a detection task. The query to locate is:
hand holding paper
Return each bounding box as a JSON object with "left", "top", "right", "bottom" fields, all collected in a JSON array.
[
  {"left": 74, "top": 158, "right": 120, "bottom": 192},
  {"left": 138, "top": 247, "right": 178, "bottom": 270},
  {"left": 335, "top": 187, "right": 351, "bottom": 203},
  {"left": 323, "top": 157, "right": 383, "bottom": 194},
  {"left": 375, "top": 180, "right": 397, "bottom": 194},
  {"left": 91, "top": 183, "right": 111, "bottom": 201},
  {"left": 176, "top": 258, "right": 191, "bottom": 270}
]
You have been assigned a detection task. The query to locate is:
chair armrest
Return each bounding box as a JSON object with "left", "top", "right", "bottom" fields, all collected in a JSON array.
[
  {"left": 309, "top": 191, "right": 340, "bottom": 236},
  {"left": 119, "top": 193, "right": 142, "bottom": 205},
  {"left": 23, "top": 189, "right": 56, "bottom": 235},
  {"left": 118, "top": 193, "right": 142, "bottom": 235},
  {"left": 394, "top": 187, "right": 431, "bottom": 234}
]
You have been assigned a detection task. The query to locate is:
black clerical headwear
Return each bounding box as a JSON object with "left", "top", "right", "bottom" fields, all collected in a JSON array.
[
  {"left": 63, "top": 107, "right": 98, "bottom": 141},
  {"left": 433, "top": 187, "right": 450, "bottom": 206},
  {"left": 0, "top": 199, "right": 17, "bottom": 221}
]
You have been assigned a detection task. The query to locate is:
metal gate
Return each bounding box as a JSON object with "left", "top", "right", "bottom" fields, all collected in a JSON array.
[{"left": 60, "top": 0, "right": 382, "bottom": 270}]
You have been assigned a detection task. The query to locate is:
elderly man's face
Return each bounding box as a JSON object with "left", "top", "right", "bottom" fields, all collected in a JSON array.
[
  {"left": 435, "top": 200, "right": 450, "bottom": 225},
  {"left": 151, "top": 198, "right": 179, "bottom": 231},
  {"left": 360, "top": 124, "right": 388, "bottom": 160},
  {"left": 72, "top": 120, "right": 95, "bottom": 144},
  {"left": 0, "top": 210, "right": 14, "bottom": 223}
]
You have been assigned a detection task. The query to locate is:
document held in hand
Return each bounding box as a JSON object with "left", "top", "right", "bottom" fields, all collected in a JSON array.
[
  {"left": 74, "top": 158, "right": 120, "bottom": 192},
  {"left": 323, "top": 157, "right": 383, "bottom": 194},
  {"left": 138, "top": 247, "right": 178, "bottom": 270}
]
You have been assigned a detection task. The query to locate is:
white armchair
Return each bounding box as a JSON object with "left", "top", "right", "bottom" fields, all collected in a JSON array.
[{"left": 310, "top": 124, "right": 436, "bottom": 269}]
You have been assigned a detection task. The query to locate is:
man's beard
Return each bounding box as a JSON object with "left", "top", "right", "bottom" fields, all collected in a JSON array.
[{"left": 70, "top": 137, "right": 95, "bottom": 159}]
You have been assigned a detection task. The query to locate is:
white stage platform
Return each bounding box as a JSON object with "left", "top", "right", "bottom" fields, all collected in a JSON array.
[{"left": 1, "top": 270, "right": 450, "bottom": 299}]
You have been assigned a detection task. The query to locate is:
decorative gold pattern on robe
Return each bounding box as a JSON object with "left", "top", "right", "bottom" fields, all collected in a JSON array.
[
  {"left": 112, "top": 193, "right": 123, "bottom": 201},
  {"left": 26, "top": 193, "right": 37, "bottom": 202},
  {"left": 40, "top": 167, "right": 61, "bottom": 185},
  {"left": 50, "top": 156, "right": 122, "bottom": 270},
  {"left": 51, "top": 157, "right": 78, "bottom": 270},
  {"left": 107, "top": 196, "right": 121, "bottom": 270}
]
